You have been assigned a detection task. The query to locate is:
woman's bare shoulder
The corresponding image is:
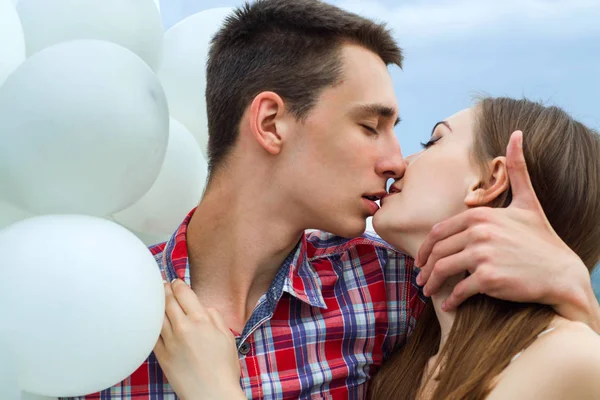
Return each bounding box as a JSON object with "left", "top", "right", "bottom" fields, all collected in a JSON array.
[{"left": 487, "top": 318, "right": 600, "bottom": 400}]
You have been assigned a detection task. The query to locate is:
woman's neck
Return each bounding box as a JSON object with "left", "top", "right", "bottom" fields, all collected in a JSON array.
[
  {"left": 380, "top": 230, "right": 464, "bottom": 353},
  {"left": 398, "top": 233, "right": 462, "bottom": 353},
  {"left": 417, "top": 274, "right": 463, "bottom": 399},
  {"left": 430, "top": 275, "right": 461, "bottom": 351}
]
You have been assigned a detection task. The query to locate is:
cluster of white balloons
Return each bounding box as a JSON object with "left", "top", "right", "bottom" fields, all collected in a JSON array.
[{"left": 0, "top": 0, "right": 233, "bottom": 398}]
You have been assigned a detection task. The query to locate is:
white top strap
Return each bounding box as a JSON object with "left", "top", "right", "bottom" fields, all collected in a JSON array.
[{"left": 510, "top": 327, "right": 557, "bottom": 363}]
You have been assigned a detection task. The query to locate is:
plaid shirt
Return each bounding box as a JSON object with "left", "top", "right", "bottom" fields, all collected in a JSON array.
[{"left": 66, "top": 210, "right": 426, "bottom": 399}]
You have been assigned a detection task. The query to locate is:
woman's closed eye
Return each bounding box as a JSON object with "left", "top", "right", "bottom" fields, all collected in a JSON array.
[{"left": 420, "top": 136, "right": 442, "bottom": 149}]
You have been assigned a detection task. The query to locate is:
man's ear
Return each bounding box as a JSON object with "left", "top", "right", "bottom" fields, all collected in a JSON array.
[
  {"left": 248, "top": 91, "right": 288, "bottom": 155},
  {"left": 464, "top": 156, "right": 509, "bottom": 207}
]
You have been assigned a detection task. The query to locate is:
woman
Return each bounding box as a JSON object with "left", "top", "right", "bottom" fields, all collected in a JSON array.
[{"left": 369, "top": 97, "right": 600, "bottom": 399}]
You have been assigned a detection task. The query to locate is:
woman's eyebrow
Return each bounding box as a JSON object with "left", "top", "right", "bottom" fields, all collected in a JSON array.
[{"left": 431, "top": 120, "right": 452, "bottom": 136}]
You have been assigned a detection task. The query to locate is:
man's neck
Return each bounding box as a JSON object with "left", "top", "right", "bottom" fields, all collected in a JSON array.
[{"left": 186, "top": 177, "right": 306, "bottom": 332}]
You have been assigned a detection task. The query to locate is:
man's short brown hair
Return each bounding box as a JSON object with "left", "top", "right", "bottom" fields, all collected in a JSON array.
[{"left": 206, "top": 0, "right": 402, "bottom": 173}]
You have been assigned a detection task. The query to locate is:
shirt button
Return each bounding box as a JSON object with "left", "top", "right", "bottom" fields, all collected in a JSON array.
[{"left": 239, "top": 341, "right": 251, "bottom": 355}]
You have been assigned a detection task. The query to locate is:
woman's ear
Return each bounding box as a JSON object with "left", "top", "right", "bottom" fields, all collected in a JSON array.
[
  {"left": 248, "top": 91, "right": 287, "bottom": 155},
  {"left": 464, "top": 156, "right": 509, "bottom": 207}
]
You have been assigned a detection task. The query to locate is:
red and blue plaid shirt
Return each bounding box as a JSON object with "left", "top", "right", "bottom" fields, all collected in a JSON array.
[{"left": 67, "top": 210, "right": 426, "bottom": 399}]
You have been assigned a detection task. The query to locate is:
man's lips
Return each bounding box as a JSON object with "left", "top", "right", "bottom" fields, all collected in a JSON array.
[
  {"left": 362, "top": 192, "right": 386, "bottom": 202},
  {"left": 362, "top": 191, "right": 386, "bottom": 215},
  {"left": 362, "top": 197, "right": 380, "bottom": 215}
]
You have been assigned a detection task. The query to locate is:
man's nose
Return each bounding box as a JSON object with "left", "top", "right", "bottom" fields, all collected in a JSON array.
[{"left": 375, "top": 151, "right": 406, "bottom": 180}]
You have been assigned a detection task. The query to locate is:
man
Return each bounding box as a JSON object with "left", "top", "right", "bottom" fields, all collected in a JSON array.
[{"left": 73, "top": 0, "right": 600, "bottom": 398}]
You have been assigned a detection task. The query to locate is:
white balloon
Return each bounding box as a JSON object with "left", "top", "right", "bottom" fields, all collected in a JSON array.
[
  {"left": 20, "top": 393, "right": 57, "bottom": 400},
  {"left": 114, "top": 118, "right": 207, "bottom": 235},
  {"left": 1, "top": 285, "right": 57, "bottom": 400},
  {"left": 0, "top": 337, "right": 20, "bottom": 400},
  {"left": 0, "top": 0, "right": 26, "bottom": 86},
  {"left": 0, "top": 215, "right": 164, "bottom": 397},
  {"left": 16, "top": 0, "right": 163, "bottom": 70},
  {"left": 0, "top": 200, "right": 34, "bottom": 231},
  {"left": 0, "top": 319, "right": 58, "bottom": 400},
  {"left": 132, "top": 229, "right": 172, "bottom": 247},
  {"left": 365, "top": 216, "right": 375, "bottom": 232},
  {"left": 0, "top": 40, "right": 169, "bottom": 216},
  {"left": 364, "top": 201, "right": 381, "bottom": 233},
  {"left": 158, "top": 7, "right": 234, "bottom": 157}
]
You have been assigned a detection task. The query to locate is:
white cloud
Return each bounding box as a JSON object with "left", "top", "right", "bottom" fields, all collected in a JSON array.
[{"left": 335, "top": 0, "right": 600, "bottom": 47}]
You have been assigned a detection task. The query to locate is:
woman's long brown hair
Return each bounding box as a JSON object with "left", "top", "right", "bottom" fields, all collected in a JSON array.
[{"left": 369, "top": 98, "right": 600, "bottom": 400}]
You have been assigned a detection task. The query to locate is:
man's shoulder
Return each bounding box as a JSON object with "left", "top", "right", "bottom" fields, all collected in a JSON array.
[{"left": 305, "top": 230, "right": 404, "bottom": 259}]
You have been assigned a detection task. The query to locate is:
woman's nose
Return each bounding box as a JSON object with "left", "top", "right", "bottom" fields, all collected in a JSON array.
[{"left": 404, "top": 152, "right": 420, "bottom": 166}]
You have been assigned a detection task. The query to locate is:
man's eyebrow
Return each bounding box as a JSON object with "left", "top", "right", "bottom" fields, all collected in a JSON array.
[
  {"left": 351, "top": 104, "right": 401, "bottom": 127},
  {"left": 431, "top": 120, "right": 452, "bottom": 136}
]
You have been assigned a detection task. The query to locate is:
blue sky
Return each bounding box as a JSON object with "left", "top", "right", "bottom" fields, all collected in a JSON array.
[{"left": 159, "top": 0, "right": 600, "bottom": 296}]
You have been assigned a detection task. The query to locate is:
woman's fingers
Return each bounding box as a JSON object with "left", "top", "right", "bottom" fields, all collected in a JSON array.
[
  {"left": 207, "top": 307, "right": 233, "bottom": 338},
  {"left": 417, "top": 229, "right": 469, "bottom": 289},
  {"left": 165, "top": 281, "right": 186, "bottom": 325},
  {"left": 166, "top": 280, "right": 234, "bottom": 346},
  {"left": 171, "top": 279, "right": 208, "bottom": 318},
  {"left": 422, "top": 250, "right": 473, "bottom": 297},
  {"left": 161, "top": 307, "right": 173, "bottom": 341},
  {"left": 442, "top": 274, "right": 481, "bottom": 311},
  {"left": 416, "top": 211, "right": 473, "bottom": 270},
  {"left": 154, "top": 335, "right": 166, "bottom": 357}
]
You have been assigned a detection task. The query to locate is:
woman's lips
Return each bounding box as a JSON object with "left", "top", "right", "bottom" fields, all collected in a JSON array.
[{"left": 380, "top": 191, "right": 401, "bottom": 205}]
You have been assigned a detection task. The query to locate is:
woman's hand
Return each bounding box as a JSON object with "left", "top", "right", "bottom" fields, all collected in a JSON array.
[
  {"left": 415, "top": 131, "right": 600, "bottom": 332},
  {"left": 154, "top": 279, "right": 245, "bottom": 400}
]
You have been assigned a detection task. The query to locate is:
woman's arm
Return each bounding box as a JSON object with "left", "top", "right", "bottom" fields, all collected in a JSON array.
[
  {"left": 487, "top": 319, "right": 600, "bottom": 400},
  {"left": 154, "top": 279, "right": 246, "bottom": 400}
]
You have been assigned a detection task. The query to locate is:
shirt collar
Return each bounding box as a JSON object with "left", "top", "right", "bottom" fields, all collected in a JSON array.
[
  {"left": 160, "top": 208, "right": 327, "bottom": 309},
  {"left": 281, "top": 234, "right": 327, "bottom": 309}
]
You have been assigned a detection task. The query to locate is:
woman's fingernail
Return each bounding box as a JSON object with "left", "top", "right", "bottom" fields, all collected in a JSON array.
[
  {"left": 416, "top": 273, "right": 423, "bottom": 286},
  {"left": 170, "top": 278, "right": 178, "bottom": 284}
]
